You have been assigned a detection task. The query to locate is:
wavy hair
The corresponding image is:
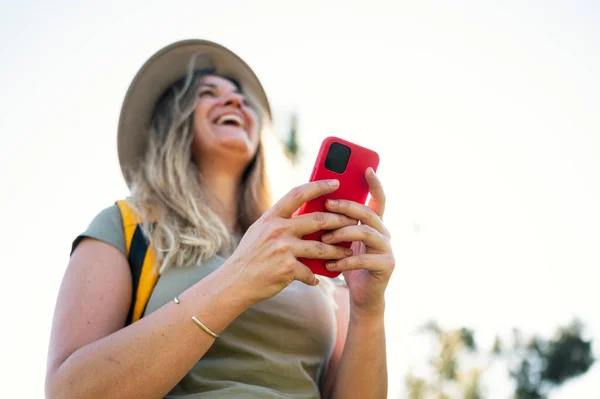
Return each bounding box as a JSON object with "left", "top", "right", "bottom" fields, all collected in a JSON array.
[{"left": 126, "top": 63, "right": 271, "bottom": 273}]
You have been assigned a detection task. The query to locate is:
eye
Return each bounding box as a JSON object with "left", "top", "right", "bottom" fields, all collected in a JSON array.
[
  {"left": 242, "top": 97, "right": 256, "bottom": 111},
  {"left": 198, "top": 89, "right": 216, "bottom": 98}
]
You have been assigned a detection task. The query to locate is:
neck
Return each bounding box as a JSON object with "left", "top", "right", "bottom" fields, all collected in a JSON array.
[{"left": 199, "top": 164, "right": 243, "bottom": 231}]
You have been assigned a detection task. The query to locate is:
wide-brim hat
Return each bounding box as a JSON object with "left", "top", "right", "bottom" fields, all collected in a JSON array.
[{"left": 117, "top": 39, "right": 271, "bottom": 185}]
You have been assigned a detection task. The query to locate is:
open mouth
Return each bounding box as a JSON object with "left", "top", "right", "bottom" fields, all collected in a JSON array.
[{"left": 213, "top": 113, "right": 245, "bottom": 129}]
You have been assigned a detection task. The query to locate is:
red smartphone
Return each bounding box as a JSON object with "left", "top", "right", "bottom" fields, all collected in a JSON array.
[{"left": 296, "top": 136, "right": 380, "bottom": 278}]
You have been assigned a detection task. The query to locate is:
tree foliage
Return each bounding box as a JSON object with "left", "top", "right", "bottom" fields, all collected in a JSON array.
[
  {"left": 508, "top": 318, "right": 594, "bottom": 399},
  {"left": 283, "top": 113, "right": 299, "bottom": 164},
  {"left": 405, "top": 318, "right": 594, "bottom": 399}
]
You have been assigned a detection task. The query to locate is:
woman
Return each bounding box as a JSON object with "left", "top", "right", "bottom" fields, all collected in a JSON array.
[{"left": 45, "top": 39, "right": 395, "bottom": 399}]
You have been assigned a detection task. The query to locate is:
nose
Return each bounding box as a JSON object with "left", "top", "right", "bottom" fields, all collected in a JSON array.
[{"left": 221, "top": 92, "right": 244, "bottom": 109}]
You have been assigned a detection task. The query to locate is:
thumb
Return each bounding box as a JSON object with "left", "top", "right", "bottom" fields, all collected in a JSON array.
[{"left": 294, "top": 262, "right": 320, "bottom": 286}]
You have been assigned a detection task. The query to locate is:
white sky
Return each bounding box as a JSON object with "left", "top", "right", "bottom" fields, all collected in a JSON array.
[{"left": 1, "top": 1, "right": 598, "bottom": 397}]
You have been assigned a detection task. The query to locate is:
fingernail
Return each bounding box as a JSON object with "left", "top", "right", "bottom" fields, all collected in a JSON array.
[
  {"left": 321, "top": 233, "right": 332, "bottom": 242},
  {"left": 314, "top": 276, "right": 321, "bottom": 286},
  {"left": 329, "top": 179, "right": 339, "bottom": 187},
  {"left": 328, "top": 199, "right": 338, "bottom": 207},
  {"left": 326, "top": 262, "right": 337, "bottom": 270},
  {"left": 368, "top": 167, "right": 375, "bottom": 175},
  {"left": 345, "top": 249, "right": 354, "bottom": 256}
]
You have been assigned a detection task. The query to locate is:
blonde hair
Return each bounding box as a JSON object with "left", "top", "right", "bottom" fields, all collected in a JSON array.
[
  {"left": 122, "top": 60, "right": 339, "bottom": 301},
  {"left": 127, "top": 66, "right": 271, "bottom": 273}
]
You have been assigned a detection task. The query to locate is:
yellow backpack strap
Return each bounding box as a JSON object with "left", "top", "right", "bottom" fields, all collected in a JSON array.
[{"left": 116, "top": 200, "right": 159, "bottom": 325}]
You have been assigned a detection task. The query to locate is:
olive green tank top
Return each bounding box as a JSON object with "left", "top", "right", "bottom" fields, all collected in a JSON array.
[{"left": 75, "top": 205, "right": 338, "bottom": 398}]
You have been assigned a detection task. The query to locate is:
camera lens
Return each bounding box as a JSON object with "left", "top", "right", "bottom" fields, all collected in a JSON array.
[{"left": 324, "top": 142, "right": 351, "bottom": 174}]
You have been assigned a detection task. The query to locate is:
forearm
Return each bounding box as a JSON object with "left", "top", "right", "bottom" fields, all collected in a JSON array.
[
  {"left": 46, "top": 268, "right": 248, "bottom": 399},
  {"left": 331, "top": 305, "right": 388, "bottom": 399}
]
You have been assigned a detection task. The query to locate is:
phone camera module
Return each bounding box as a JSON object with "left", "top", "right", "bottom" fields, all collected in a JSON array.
[{"left": 324, "top": 142, "right": 351, "bottom": 174}]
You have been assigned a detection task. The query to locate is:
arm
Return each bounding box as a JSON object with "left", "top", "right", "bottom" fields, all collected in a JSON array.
[
  {"left": 45, "top": 238, "right": 249, "bottom": 399},
  {"left": 46, "top": 179, "right": 356, "bottom": 399},
  {"left": 321, "top": 288, "right": 387, "bottom": 399},
  {"left": 319, "top": 167, "right": 394, "bottom": 399}
]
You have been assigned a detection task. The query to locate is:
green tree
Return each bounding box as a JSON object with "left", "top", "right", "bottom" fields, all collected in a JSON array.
[
  {"left": 405, "top": 319, "right": 594, "bottom": 399},
  {"left": 283, "top": 113, "right": 300, "bottom": 165},
  {"left": 405, "top": 372, "right": 427, "bottom": 399},
  {"left": 406, "top": 322, "right": 484, "bottom": 399},
  {"left": 508, "top": 318, "right": 594, "bottom": 399}
]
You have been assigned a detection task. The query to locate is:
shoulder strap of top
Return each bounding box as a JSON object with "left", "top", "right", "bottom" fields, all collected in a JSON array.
[{"left": 115, "top": 200, "right": 160, "bottom": 325}]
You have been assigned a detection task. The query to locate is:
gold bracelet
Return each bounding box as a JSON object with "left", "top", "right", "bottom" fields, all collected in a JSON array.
[
  {"left": 173, "top": 296, "right": 219, "bottom": 338},
  {"left": 191, "top": 316, "right": 220, "bottom": 338}
]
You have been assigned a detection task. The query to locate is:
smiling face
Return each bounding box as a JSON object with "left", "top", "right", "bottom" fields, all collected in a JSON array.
[{"left": 192, "top": 75, "right": 261, "bottom": 174}]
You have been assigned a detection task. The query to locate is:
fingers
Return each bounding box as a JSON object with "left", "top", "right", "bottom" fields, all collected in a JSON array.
[
  {"left": 271, "top": 179, "right": 340, "bottom": 218},
  {"left": 326, "top": 253, "right": 395, "bottom": 274},
  {"left": 291, "top": 238, "right": 353, "bottom": 260},
  {"left": 325, "top": 198, "right": 389, "bottom": 237},
  {"left": 291, "top": 212, "right": 358, "bottom": 237},
  {"left": 366, "top": 167, "right": 386, "bottom": 218},
  {"left": 293, "top": 261, "right": 320, "bottom": 286},
  {"left": 321, "top": 224, "right": 391, "bottom": 252}
]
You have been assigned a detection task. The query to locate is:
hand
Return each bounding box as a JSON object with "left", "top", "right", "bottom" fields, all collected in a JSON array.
[
  {"left": 224, "top": 179, "right": 357, "bottom": 305},
  {"left": 322, "top": 168, "right": 395, "bottom": 316}
]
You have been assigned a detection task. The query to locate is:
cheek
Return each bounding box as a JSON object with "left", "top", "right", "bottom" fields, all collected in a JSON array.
[
  {"left": 249, "top": 113, "right": 261, "bottom": 141},
  {"left": 191, "top": 108, "right": 212, "bottom": 152},
  {"left": 193, "top": 105, "right": 211, "bottom": 135}
]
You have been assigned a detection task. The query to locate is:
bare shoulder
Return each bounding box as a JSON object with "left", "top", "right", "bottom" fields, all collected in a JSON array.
[{"left": 46, "top": 238, "right": 132, "bottom": 374}]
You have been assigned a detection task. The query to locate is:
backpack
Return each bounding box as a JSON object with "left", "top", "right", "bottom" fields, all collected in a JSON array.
[{"left": 115, "top": 200, "right": 160, "bottom": 326}]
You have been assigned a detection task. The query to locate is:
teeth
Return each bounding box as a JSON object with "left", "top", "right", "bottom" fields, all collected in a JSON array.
[{"left": 215, "top": 114, "right": 244, "bottom": 127}]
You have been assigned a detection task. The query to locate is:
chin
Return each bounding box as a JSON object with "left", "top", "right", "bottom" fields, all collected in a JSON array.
[
  {"left": 194, "top": 125, "right": 259, "bottom": 170},
  {"left": 219, "top": 136, "right": 257, "bottom": 159},
  {"left": 199, "top": 139, "right": 256, "bottom": 174}
]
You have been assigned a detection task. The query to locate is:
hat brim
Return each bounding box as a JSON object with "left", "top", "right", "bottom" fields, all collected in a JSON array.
[{"left": 117, "top": 39, "right": 271, "bottom": 185}]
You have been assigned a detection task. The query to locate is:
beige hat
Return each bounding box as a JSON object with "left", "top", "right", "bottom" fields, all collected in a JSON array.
[{"left": 117, "top": 39, "right": 271, "bottom": 185}]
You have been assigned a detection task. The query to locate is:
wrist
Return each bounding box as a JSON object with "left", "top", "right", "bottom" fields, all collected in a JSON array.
[
  {"left": 207, "top": 261, "right": 255, "bottom": 312},
  {"left": 350, "top": 300, "right": 386, "bottom": 324},
  {"left": 212, "top": 257, "right": 257, "bottom": 309},
  {"left": 179, "top": 263, "right": 252, "bottom": 335}
]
